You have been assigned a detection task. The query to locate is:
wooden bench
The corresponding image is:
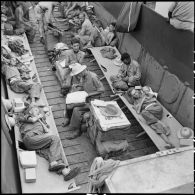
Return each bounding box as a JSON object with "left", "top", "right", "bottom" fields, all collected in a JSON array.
[
  {"left": 89, "top": 46, "right": 122, "bottom": 94},
  {"left": 3, "top": 34, "right": 80, "bottom": 193},
  {"left": 89, "top": 46, "right": 189, "bottom": 151}
]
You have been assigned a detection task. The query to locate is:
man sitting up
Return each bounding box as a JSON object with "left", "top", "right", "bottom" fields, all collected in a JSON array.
[
  {"left": 110, "top": 52, "right": 141, "bottom": 91},
  {"left": 127, "top": 85, "right": 174, "bottom": 148},
  {"left": 63, "top": 63, "right": 105, "bottom": 139},
  {"left": 16, "top": 104, "right": 80, "bottom": 181},
  {"left": 74, "top": 12, "right": 93, "bottom": 48},
  {"left": 15, "top": 1, "right": 36, "bottom": 43},
  {"left": 88, "top": 22, "right": 119, "bottom": 48},
  {"left": 168, "top": 2, "right": 194, "bottom": 32},
  {"left": 56, "top": 38, "right": 85, "bottom": 96},
  {"left": 65, "top": 37, "right": 85, "bottom": 65}
]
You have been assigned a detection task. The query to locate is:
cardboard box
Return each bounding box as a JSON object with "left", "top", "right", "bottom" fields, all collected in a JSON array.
[
  {"left": 19, "top": 151, "right": 37, "bottom": 168},
  {"left": 25, "top": 168, "right": 36, "bottom": 183},
  {"left": 13, "top": 98, "right": 25, "bottom": 112}
]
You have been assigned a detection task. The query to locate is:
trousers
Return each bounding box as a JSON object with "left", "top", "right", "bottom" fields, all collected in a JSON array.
[
  {"left": 23, "top": 122, "right": 65, "bottom": 164},
  {"left": 69, "top": 104, "right": 89, "bottom": 129}
]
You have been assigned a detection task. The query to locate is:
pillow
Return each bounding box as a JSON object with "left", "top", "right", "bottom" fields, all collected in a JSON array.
[{"left": 66, "top": 91, "right": 88, "bottom": 104}]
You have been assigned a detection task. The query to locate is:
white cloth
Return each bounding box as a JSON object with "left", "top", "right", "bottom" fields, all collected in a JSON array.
[
  {"left": 91, "top": 100, "right": 130, "bottom": 131},
  {"left": 66, "top": 91, "right": 88, "bottom": 104}
]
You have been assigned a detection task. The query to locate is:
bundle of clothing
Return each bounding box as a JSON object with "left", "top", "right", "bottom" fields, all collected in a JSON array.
[
  {"left": 100, "top": 47, "right": 118, "bottom": 59},
  {"left": 8, "top": 39, "right": 28, "bottom": 56},
  {"left": 47, "top": 43, "right": 69, "bottom": 67}
]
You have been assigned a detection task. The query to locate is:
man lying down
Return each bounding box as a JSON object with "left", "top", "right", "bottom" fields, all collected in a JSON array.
[
  {"left": 126, "top": 85, "right": 175, "bottom": 149},
  {"left": 15, "top": 104, "right": 80, "bottom": 181}
]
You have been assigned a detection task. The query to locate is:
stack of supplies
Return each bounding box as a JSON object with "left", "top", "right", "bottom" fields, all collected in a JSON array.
[
  {"left": 19, "top": 151, "right": 37, "bottom": 183},
  {"left": 87, "top": 100, "right": 131, "bottom": 157}
]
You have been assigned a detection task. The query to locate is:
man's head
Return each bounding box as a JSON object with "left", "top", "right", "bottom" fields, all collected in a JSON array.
[
  {"left": 129, "top": 87, "right": 142, "bottom": 99},
  {"left": 79, "top": 12, "right": 85, "bottom": 24},
  {"left": 121, "top": 52, "right": 131, "bottom": 65},
  {"left": 71, "top": 38, "right": 80, "bottom": 53},
  {"left": 70, "top": 63, "right": 87, "bottom": 79},
  {"left": 16, "top": 1, "right": 24, "bottom": 6},
  {"left": 109, "top": 22, "right": 116, "bottom": 32},
  {"left": 142, "top": 86, "right": 150, "bottom": 95}
]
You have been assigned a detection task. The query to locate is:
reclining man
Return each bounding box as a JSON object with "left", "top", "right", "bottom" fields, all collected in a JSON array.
[
  {"left": 110, "top": 52, "right": 141, "bottom": 91},
  {"left": 16, "top": 104, "right": 80, "bottom": 181},
  {"left": 87, "top": 22, "right": 119, "bottom": 48},
  {"left": 64, "top": 2, "right": 87, "bottom": 19},
  {"left": 127, "top": 85, "right": 174, "bottom": 148},
  {"left": 15, "top": 1, "right": 36, "bottom": 43},
  {"left": 1, "top": 48, "right": 42, "bottom": 104},
  {"left": 63, "top": 63, "right": 105, "bottom": 139}
]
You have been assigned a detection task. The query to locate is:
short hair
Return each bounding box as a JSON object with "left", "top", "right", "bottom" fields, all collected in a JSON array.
[
  {"left": 110, "top": 22, "right": 116, "bottom": 28},
  {"left": 121, "top": 52, "right": 131, "bottom": 63},
  {"left": 79, "top": 12, "right": 85, "bottom": 18},
  {"left": 71, "top": 37, "right": 80, "bottom": 45}
]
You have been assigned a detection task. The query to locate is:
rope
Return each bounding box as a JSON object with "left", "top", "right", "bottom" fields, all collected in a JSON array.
[
  {"left": 128, "top": 2, "right": 133, "bottom": 32},
  {"left": 88, "top": 157, "right": 120, "bottom": 193}
]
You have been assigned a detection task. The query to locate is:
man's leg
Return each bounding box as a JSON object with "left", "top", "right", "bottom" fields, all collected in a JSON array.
[
  {"left": 64, "top": 105, "right": 89, "bottom": 139},
  {"left": 23, "top": 133, "right": 63, "bottom": 164},
  {"left": 23, "top": 133, "right": 80, "bottom": 178}
]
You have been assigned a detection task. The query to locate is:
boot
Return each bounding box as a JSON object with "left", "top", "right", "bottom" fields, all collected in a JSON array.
[
  {"left": 63, "top": 167, "right": 80, "bottom": 181},
  {"left": 62, "top": 117, "right": 70, "bottom": 127},
  {"left": 65, "top": 129, "right": 82, "bottom": 140}
]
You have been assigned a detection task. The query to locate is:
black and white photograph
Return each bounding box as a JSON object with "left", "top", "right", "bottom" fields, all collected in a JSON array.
[{"left": 1, "top": 1, "right": 194, "bottom": 193}]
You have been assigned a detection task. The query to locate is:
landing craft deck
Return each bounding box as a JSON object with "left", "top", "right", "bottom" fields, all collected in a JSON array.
[{"left": 2, "top": 2, "right": 193, "bottom": 193}]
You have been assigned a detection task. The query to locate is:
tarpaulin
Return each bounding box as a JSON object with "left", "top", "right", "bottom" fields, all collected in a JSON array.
[{"left": 116, "top": 2, "right": 142, "bottom": 32}]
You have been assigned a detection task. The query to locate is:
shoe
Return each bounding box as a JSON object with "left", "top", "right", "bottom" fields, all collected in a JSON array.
[
  {"left": 65, "top": 129, "right": 82, "bottom": 140},
  {"left": 49, "top": 162, "right": 66, "bottom": 172},
  {"left": 62, "top": 118, "right": 70, "bottom": 127},
  {"left": 40, "top": 37, "right": 45, "bottom": 45},
  {"left": 64, "top": 167, "right": 80, "bottom": 181}
]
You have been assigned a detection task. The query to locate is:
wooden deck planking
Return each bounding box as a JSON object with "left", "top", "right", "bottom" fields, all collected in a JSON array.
[{"left": 27, "top": 7, "right": 158, "bottom": 192}]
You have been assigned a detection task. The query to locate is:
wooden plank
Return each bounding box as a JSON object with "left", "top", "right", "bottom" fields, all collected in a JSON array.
[
  {"left": 31, "top": 50, "right": 46, "bottom": 55},
  {"left": 34, "top": 58, "right": 50, "bottom": 63},
  {"left": 37, "top": 66, "right": 52, "bottom": 72},
  {"left": 50, "top": 103, "right": 66, "bottom": 112},
  {"left": 38, "top": 70, "right": 54, "bottom": 77},
  {"left": 41, "top": 80, "right": 59, "bottom": 87},
  {"left": 75, "top": 172, "right": 90, "bottom": 186},
  {"left": 34, "top": 54, "right": 49, "bottom": 59},
  {"left": 89, "top": 47, "right": 121, "bottom": 94},
  {"left": 61, "top": 139, "right": 80, "bottom": 148},
  {"left": 55, "top": 117, "right": 66, "bottom": 126},
  {"left": 47, "top": 97, "right": 65, "bottom": 105},
  {"left": 39, "top": 75, "right": 56, "bottom": 82},
  {"left": 63, "top": 145, "right": 84, "bottom": 156},
  {"left": 43, "top": 85, "right": 61, "bottom": 93},
  {"left": 45, "top": 91, "right": 62, "bottom": 99},
  {"left": 69, "top": 161, "right": 91, "bottom": 173},
  {"left": 52, "top": 110, "right": 65, "bottom": 119}
]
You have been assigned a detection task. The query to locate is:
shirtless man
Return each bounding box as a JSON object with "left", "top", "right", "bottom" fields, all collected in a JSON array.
[{"left": 15, "top": 1, "right": 36, "bottom": 43}]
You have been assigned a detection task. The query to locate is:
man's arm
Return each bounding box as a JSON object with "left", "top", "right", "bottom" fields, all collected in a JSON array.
[
  {"left": 16, "top": 8, "right": 31, "bottom": 28},
  {"left": 128, "top": 61, "right": 141, "bottom": 84},
  {"left": 168, "top": 2, "right": 177, "bottom": 19},
  {"left": 66, "top": 2, "right": 77, "bottom": 15},
  {"left": 78, "top": 22, "right": 87, "bottom": 36}
]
